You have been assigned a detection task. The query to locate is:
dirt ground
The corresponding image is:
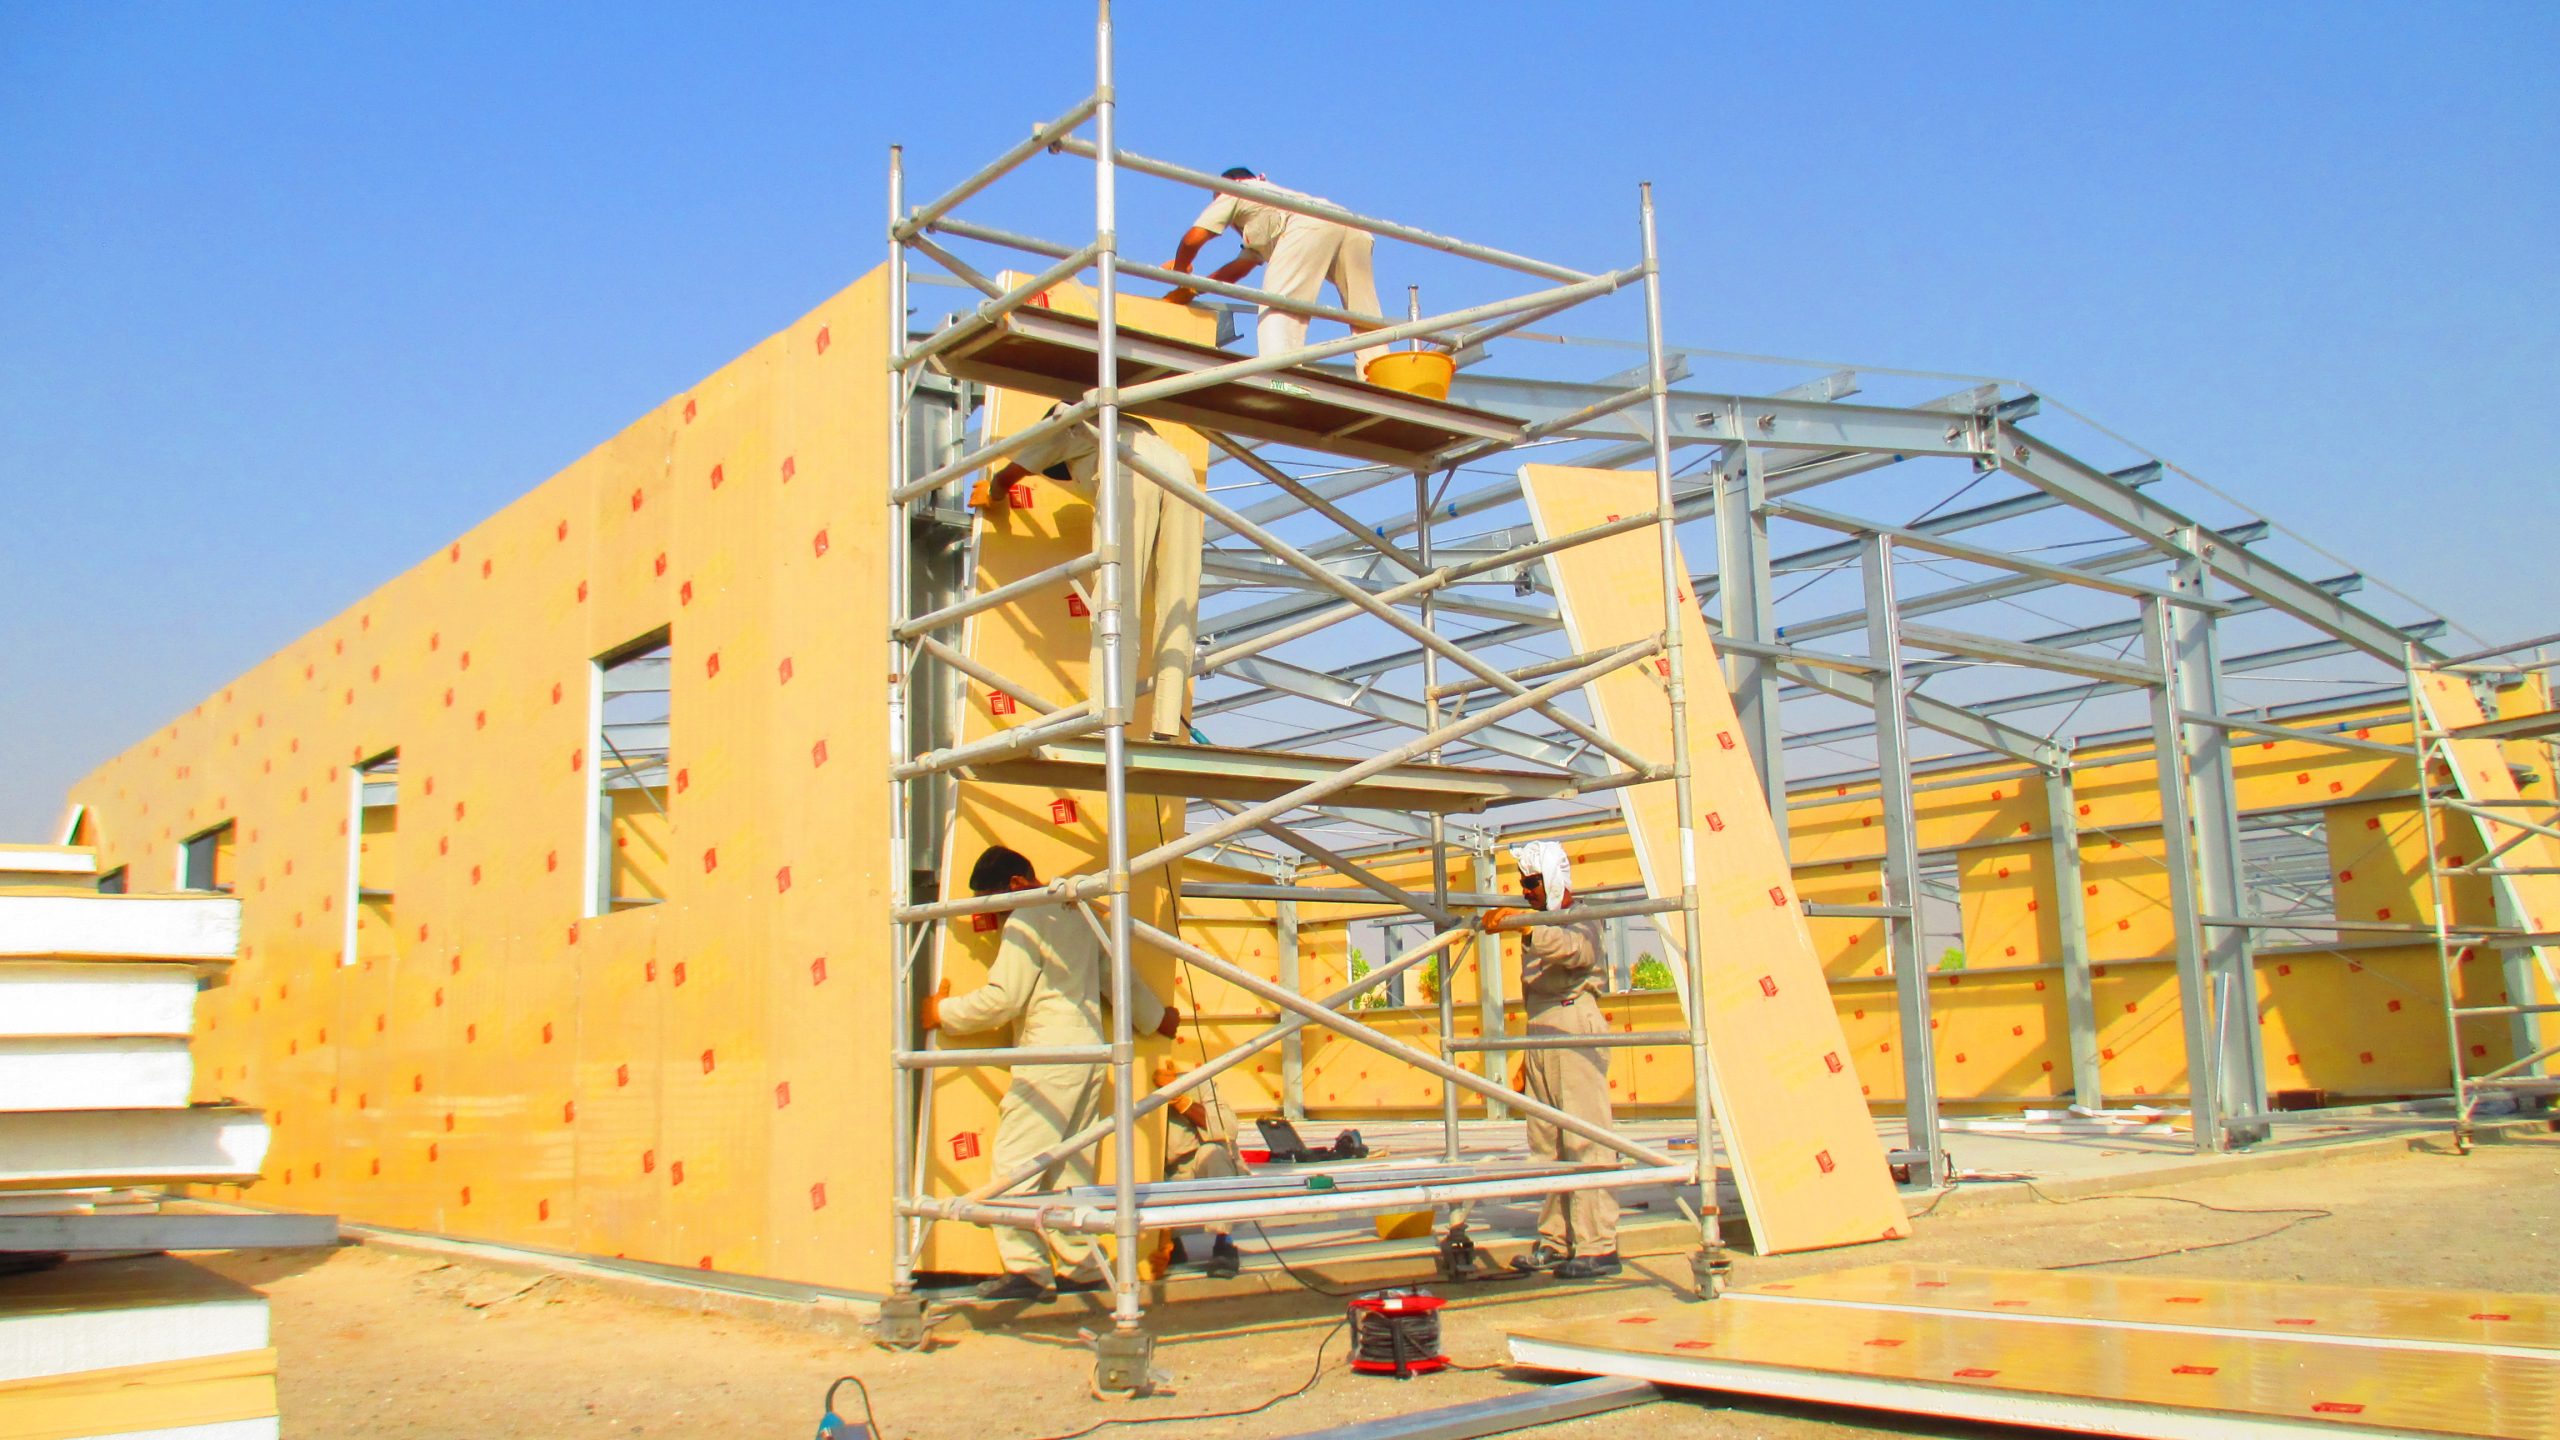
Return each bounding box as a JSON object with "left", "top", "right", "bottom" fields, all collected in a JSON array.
[{"left": 200, "top": 1134, "right": 2560, "bottom": 1439}]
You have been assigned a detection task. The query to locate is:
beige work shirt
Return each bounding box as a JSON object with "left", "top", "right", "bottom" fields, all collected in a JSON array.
[
  {"left": 1520, "top": 914, "right": 1607, "bottom": 1010},
  {"left": 940, "top": 905, "right": 1168, "bottom": 1048},
  {"left": 1191, "top": 182, "right": 1328, "bottom": 259}
]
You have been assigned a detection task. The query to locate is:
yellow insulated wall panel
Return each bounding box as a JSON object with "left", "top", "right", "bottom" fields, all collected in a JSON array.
[
  {"left": 919, "top": 281, "right": 1209, "bottom": 1273},
  {"left": 70, "top": 272, "right": 896, "bottom": 1291},
  {"left": 1520, "top": 464, "right": 1906, "bottom": 1253}
]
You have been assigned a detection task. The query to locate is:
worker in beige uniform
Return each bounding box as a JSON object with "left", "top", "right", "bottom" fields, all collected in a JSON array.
[
  {"left": 925, "top": 844, "right": 1182, "bottom": 1301},
  {"left": 1163, "top": 166, "right": 1389, "bottom": 373},
  {"left": 980, "top": 410, "right": 1202, "bottom": 742},
  {"left": 1481, "top": 839, "right": 1621, "bottom": 1280},
  {"left": 1147, "top": 1057, "right": 1245, "bottom": 1279}
]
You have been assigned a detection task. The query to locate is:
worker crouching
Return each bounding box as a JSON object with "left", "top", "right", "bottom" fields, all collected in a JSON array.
[
  {"left": 1481, "top": 840, "right": 1621, "bottom": 1280},
  {"left": 925, "top": 844, "right": 1182, "bottom": 1302}
]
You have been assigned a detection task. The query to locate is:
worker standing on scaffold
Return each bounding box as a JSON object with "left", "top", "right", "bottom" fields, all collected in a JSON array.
[
  {"left": 1161, "top": 166, "right": 1391, "bottom": 374},
  {"left": 925, "top": 844, "right": 1183, "bottom": 1302},
  {"left": 1481, "top": 839, "right": 1620, "bottom": 1280}
]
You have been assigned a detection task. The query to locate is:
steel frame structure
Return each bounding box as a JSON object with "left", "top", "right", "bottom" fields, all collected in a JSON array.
[{"left": 871, "top": 0, "right": 2542, "bottom": 1391}]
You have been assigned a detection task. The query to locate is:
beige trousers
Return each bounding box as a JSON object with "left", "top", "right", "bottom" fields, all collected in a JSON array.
[
  {"left": 1521, "top": 995, "right": 1619, "bottom": 1256},
  {"left": 1166, "top": 1139, "right": 1239, "bottom": 1238},
  {"left": 1097, "top": 431, "right": 1202, "bottom": 741},
  {"left": 989, "top": 1064, "right": 1108, "bottom": 1282},
  {"left": 1256, "top": 218, "right": 1387, "bottom": 373}
]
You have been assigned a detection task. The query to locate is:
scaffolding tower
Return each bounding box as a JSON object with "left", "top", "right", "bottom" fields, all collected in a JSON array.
[
  {"left": 2410, "top": 637, "right": 2560, "bottom": 1150},
  {"left": 878, "top": 1, "right": 1727, "bottom": 1389}
]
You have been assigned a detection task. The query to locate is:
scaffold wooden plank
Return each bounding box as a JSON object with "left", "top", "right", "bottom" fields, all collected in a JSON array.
[
  {"left": 932, "top": 305, "right": 1524, "bottom": 469},
  {"left": 1519, "top": 464, "right": 1906, "bottom": 1254}
]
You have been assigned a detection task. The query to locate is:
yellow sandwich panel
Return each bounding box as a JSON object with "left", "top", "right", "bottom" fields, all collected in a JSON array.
[
  {"left": 1738, "top": 1263, "right": 2560, "bottom": 1356},
  {"left": 1521, "top": 464, "right": 1905, "bottom": 1253},
  {"left": 1509, "top": 1295, "right": 2560, "bottom": 1439}
]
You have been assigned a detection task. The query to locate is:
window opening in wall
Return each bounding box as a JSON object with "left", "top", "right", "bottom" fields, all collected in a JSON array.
[
  {"left": 96, "top": 866, "right": 127, "bottom": 895},
  {"left": 179, "top": 822, "right": 235, "bottom": 894},
  {"left": 2241, "top": 807, "right": 2337, "bottom": 948},
  {"left": 344, "top": 751, "right": 398, "bottom": 967},
  {"left": 1346, "top": 915, "right": 1439, "bottom": 1009},
  {"left": 1917, "top": 854, "right": 1965, "bottom": 971},
  {"left": 591, "top": 631, "right": 672, "bottom": 916}
]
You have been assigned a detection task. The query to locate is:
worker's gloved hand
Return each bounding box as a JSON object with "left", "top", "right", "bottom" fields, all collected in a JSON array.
[
  {"left": 1152, "top": 1057, "right": 1182, "bottom": 1089},
  {"left": 920, "top": 979, "right": 951, "bottom": 1031},
  {"left": 1479, "top": 907, "right": 1521, "bottom": 933},
  {"left": 1156, "top": 1003, "right": 1182, "bottom": 1039},
  {"left": 1163, "top": 286, "right": 1199, "bottom": 307}
]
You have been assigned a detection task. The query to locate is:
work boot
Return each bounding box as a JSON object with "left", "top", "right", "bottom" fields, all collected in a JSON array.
[
  {"left": 974, "top": 1272, "right": 1053, "bottom": 1302},
  {"left": 1552, "top": 1253, "right": 1623, "bottom": 1281},
  {"left": 1508, "top": 1243, "right": 1570, "bottom": 1274},
  {"left": 1204, "top": 1236, "right": 1242, "bottom": 1280}
]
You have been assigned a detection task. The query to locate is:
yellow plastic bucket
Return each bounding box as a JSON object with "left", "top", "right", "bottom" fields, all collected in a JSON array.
[{"left": 1363, "top": 350, "right": 1455, "bottom": 401}]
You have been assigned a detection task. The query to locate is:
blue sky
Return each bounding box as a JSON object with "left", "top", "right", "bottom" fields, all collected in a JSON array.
[{"left": 4, "top": 1, "right": 2553, "bottom": 839}]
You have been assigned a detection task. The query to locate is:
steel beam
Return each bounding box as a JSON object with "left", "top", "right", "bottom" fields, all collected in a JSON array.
[
  {"left": 2169, "top": 542, "right": 2268, "bottom": 1143},
  {"left": 2143, "top": 598, "right": 2223, "bottom": 1153},
  {"left": 1896, "top": 622, "right": 2165, "bottom": 688},
  {"left": 1865, "top": 536, "right": 1942, "bottom": 1184},
  {"left": 2044, "top": 758, "right": 2103, "bottom": 1109},
  {"left": 1717, "top": 448, "right": 1788, "bottom": 839},
  {"left": 1997, "top": 422, "right": 2431, "bottom": 664}
]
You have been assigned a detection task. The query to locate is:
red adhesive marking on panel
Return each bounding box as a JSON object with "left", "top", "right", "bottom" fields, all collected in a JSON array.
[
  {"left": 810, "top": 1182, "right": 827, "bottom": 1210},
  {"left": 780, "top": 455, "right": 796, "bottom": 481},
  {"left": 1862, "top": 1337, "right": 1901, "bottom": 1348},
  {"left": 2312, "top": 1403, "right": 2364, "bottom": 1416},
  {"left": 950, "top": 1132, "right": 981, "bottom": 1161},
  {"left": 2172, "top": 1364, "right": 2218, "bottom": 1376},
  {"left": 814, "top": 326, "right": 830, "bottom": 354},
  {"left": 1010, "top": 482, "right": 1035, "bottom": 508},
  {"left": 811, "top": 957, "right": 828, "bottom": 984},
  {"left": 1815, "top": 1150, "right": 1835, "bottom": 1174},
  {"left": 813, "top": 529, "right": 830, "bottom": 558},
  {"left": 775, "top": 1082, "right": 791, "bottom": 1109},
  {"left": 1953, "top": 1368, "right": 1998, "bottom": 1379},
  {"left": 1052, "top": 798, "right": 1079, "bottom": 825},
  {"left": 1717, "top": 731, "right": 1735, "bottom": 750}
]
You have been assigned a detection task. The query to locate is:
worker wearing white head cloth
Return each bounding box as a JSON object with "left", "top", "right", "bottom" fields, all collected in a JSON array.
[
  {"left": 1481, "top": 839, "right": 1620, "bottom": 1279},
  {"left": 1162, "top": 167, "right": 1391, "bottom": 374}
]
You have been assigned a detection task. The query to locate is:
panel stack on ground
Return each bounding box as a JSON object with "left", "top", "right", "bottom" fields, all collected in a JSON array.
[{"left": 0, "top": 843, "right": 291, "bottom": 1440}]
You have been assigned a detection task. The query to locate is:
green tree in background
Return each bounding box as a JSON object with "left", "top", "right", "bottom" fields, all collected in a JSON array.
[{"left": 1630, "top": 953, "right": 1676, "bottom": 991}]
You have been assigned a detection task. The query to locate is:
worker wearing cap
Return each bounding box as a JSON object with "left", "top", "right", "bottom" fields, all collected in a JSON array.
[
  {"left": 1164, "top": 167, "right": 1389, "bottom": 373},
  {"left": 1148, "top": 1057, "right": 1245, "bottom": 1280},
  {"left": 1480, "top": 839, "right": 1620, "bottom": 1279},
  {"left": 925, "top": 844, "right": 1183, "bottom": 1302},
  {"left": 981, "top": 409, "right": 1203, "bottom": 742}
]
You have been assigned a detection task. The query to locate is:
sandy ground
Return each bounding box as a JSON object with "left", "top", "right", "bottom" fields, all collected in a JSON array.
[{"left": 199, "top": 1133, "right": 2560, "bottom": 1439}]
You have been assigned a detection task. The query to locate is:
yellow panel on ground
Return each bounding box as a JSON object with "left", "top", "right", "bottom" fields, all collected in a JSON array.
[
  {"left": 1740, "top": 1263, "right": 2560, "bottom": 1355},
  {"left": 1509, "top": 1295, "right": 2560, "bottom": 1439},
  {"left": 1520, "top": 464, "right": 1904, "bottom": 1253}
]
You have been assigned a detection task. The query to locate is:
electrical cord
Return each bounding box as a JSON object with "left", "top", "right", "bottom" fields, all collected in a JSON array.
[
  {"left": 1022, "top": 1318, "right": 1349, "bottom": 1440},
  {"left": 2010, "top": 1180, "right": 2335, "bottom": 1271},
  {"left": 820, "top": 1374, "right": 886, "bottom": 1438}
]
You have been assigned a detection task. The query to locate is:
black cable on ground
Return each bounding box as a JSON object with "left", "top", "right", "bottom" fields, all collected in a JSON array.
[
  {"left": 820, "top": 1374, "right": 886, "bottom": 1439},
  {"left": 1022, "top": 1318, "right": 1349, "bottom": 1440},
  {"left": 2008, "top": 1180, "right": 2335, "bottom": 1270}
]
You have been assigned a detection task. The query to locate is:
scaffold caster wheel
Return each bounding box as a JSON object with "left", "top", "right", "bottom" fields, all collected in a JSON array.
[
  {"left": 874, "top": 1292, "right": 931, "bottom": 1351},
  {"left": 1435, "top": 1223, "right": 1486, "bottom": 1281},
  {"left": 1689, "top": 1248, "right": 1732, "bottom": 1301},
  {"left": 1092, "top": 1326, "right": 1158, "bottom": 1397},
  {"left": 2455, "top": 1128, "right": 2474, "bottom": 1156}
]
